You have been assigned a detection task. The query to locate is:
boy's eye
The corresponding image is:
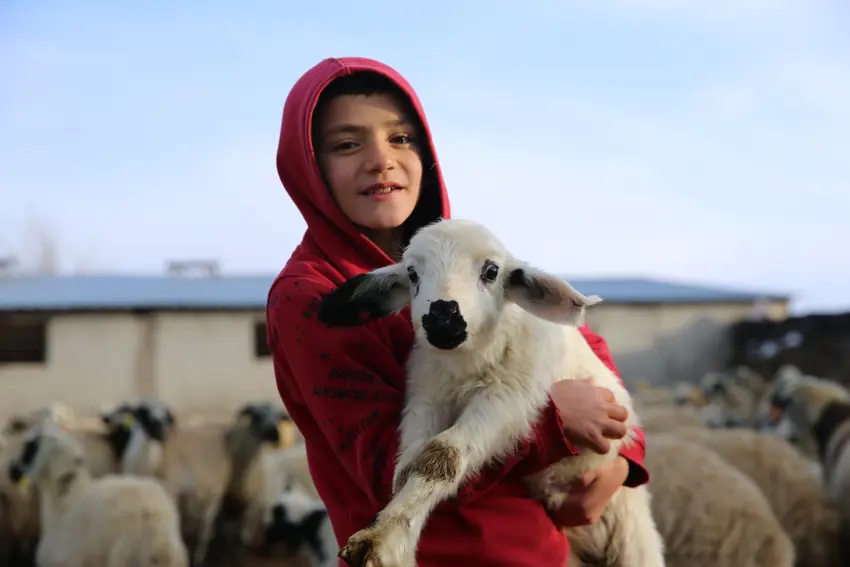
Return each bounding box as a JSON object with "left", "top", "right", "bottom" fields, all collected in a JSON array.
[
  {"left": 391, "top": 134, "right": 415, "bottom": 145},
  {"left": 331, "top": 141, "right": 358, "bottom": 152}
]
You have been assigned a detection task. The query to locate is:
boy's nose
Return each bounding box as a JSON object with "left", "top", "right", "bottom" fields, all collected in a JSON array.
[{"left": 365, "top": 142, "right": 395, "bottom": 172}]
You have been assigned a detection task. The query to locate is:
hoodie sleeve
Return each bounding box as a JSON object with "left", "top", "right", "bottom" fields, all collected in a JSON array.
[
  {"left": 579, "top": 324, "right": 650, "bottom": 488},
  {"left": 267, "top": 277, "right": 578, "bottom": 508}
]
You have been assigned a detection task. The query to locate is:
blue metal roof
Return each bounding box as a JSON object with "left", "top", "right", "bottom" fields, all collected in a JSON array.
[{"left": 0, "top": 274, "right": 789, "bottom": 312}]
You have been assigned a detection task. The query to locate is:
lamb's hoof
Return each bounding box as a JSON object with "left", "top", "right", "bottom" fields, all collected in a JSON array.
[{"left": 339, "top": 529, "right": 381, "bottom": 567}]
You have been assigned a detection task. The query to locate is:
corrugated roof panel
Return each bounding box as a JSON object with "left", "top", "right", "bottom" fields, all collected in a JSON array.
[{"left": 0, "top": 275, "right": 789, "bottom": 312}]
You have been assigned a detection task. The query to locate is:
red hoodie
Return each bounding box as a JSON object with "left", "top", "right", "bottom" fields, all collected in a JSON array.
[{"left": 266, "top": 56, "right": 649, "bottom": 567}]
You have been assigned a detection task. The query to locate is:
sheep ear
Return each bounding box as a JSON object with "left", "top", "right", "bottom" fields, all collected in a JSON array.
[
  {"left": 505, "top": 264, "right": 602, "bottom": 326},
  {"left": 318, "top": 264, "right": 410, "bottom": 327}
]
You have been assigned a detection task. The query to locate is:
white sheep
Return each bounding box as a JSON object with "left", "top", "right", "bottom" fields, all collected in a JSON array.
[
  {"left": 318, "top": 218, "right": 665, "bottom": 567},
  {"left": 6, "top": 417, "right": 188, "bottom": 567},
  {"left": 674, "top": 426, "right": 840, "bottom": 567},
  {"left": 644, "top": 432, "right": 795, "bottom": 567},
  {"left": 763, "top": 366, "right": 850, "bottom": 563}
]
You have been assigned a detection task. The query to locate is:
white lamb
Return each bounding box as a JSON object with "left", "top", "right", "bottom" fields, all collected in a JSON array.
[
  {"left": 317, "top": 218, "right": 665, "bottom": 567},
  {"left": 7, "top": 417, "right": 188, "bottom": 567}
]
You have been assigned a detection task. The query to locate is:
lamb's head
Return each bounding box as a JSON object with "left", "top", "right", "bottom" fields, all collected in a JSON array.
[
  {"left": 7, "top": 419, "right": 84, "bottom": 495},
  {"left": 132, "top": 397, "right": 176, "bottom": 442},
  {"left": 764, "top": 366, "right": 850, "bottom": 431},
  {"left": 319, "top": 218, "right": 602, "bottom": 351},
  {"left": 242, "top": 483, "right": 328, "bottom": 555},
  {"left": 227, "top": 402, "right": 292, "bottom": 455}
]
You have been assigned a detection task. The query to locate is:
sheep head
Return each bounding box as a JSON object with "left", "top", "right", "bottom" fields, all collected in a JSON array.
[
  {"left": 319, "top": 218, "right": 602, "bottom": 351},
  {"left": 7, "top": 418, "right": 84, "bottom": 495},
  {"left": 766, "top": 368, "right": 850, "bottom": 431}
]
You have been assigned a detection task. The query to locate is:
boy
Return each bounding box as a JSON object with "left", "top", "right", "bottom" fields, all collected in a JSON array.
[{"left": 267, "top": 57, "right": 648, "bottom": 567}]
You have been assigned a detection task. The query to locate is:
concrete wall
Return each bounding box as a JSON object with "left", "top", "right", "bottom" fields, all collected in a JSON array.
[
  {"left": 585, "top": 300, "right": 789, "bottom": 386},
  {"left": 0, "top": 299, "right": 789, "bottom": 417},
  {"left": 0, "top": 311, "right": 277, "bottom": 417}
]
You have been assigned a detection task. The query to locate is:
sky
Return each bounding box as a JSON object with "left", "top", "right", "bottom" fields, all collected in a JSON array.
[{"left": 1, "top": 0, "right": 848, "bottom": 314}]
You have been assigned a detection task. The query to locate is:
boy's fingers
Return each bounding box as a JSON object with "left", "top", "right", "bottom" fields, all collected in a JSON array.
[
  {"left": 596, "top": 387, "right": 616, "bottom": 403},
  {"left": 603, "top": 421, "right": 628, "bottom": 440},
  {"left": 607, "top": 403, "right": 629, "bottom": 422}
]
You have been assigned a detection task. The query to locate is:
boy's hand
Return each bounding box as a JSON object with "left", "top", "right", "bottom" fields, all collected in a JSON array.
[
  {"left": 550, "top": 378, "right": 629, "bottom": 453},
  {"left": 548, "top": 456, "right": 630, "bottom": 528}
]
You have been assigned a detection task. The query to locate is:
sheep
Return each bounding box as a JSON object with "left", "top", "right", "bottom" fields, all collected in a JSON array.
[
  {"left": 0, "top": 403, "right": 137, "bottom": 567},
  {"left": 644, "top": 432, "right": 795, "bottom": 567},
  {"left": 6, "top": 416, "right": 188, "bottom": 567},
  {"left": 674, "top": 426, "right": 840, "bottom": 567},
  {"left": 116, "top": 398, "right": 294, "bottom": 567},
  {"left": 112, "top": 397, "right": 231, "bottom": 567},
  {"left": 317, "top": 218, "right": 665, "bottom": 567},
  {"left": 757, "top": 365, "right": 822, "bottom": 460},
  {"left": 762, "top": 365, "right": 850, "bottom": 563},
  {"left": 633, "top": 381, "right": 706, "bottom": 409},
  {"left": 241, "top": 483, "right": 336, "bottom": 567},
  {"left": 698, "top": 366, "right": 768, "bottom": 428},
  {"left": 638, "top": 405, "right": 708, "bottom": 434},
  {"left": 1, "top": 431, "right": 41, "bottom": 567}
]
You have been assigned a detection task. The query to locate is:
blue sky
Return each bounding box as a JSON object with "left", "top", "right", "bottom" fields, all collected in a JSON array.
[{"left": 1, "top": 0, "right": 848, "bottom": 313}]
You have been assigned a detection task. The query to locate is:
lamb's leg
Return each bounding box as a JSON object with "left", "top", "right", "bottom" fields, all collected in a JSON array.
[
  {"left": 391, "top": 398, "right": 452, "bottom": 495},
  {"left": 339, "top": 392, "right": 528, "bottom": 567}
]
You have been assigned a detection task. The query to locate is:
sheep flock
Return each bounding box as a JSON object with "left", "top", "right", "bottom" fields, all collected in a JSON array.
[{"left": 1, "top": 362, "right": 848, "bottom": 567}]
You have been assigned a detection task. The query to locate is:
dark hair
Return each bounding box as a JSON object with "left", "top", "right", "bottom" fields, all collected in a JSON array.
[{"left": 310, "top": 71, "right": 442, "bottom": 246}]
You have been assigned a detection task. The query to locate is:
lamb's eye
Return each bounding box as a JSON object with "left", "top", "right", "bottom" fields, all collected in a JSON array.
[
  {"left": 407, "top": 267, "right": 419, "bottom": 284},
  {"left": 481, "top": 261, "right": 499, "bottom": 283}
]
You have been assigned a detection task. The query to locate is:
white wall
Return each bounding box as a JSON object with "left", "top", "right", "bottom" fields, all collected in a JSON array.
[{"left": 0, "top": 311, "right": 278, "bottom": 417}]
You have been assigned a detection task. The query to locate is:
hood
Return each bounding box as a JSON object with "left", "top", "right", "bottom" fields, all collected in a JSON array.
[{"left": 276, "top": 57, "right": 450, "bottom": 275}]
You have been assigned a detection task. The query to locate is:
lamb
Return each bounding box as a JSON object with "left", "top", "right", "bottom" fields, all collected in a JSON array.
[
  {"left": 241, "top": 483, "right": 336, "bottom": 567},
  {"left": 112, "top": 397, "right": 231, "bottom": 567},
  {"left": 644, "top": 432, "right": 795, "bottom": 567},
  {"left": 762, "top": 365, "right": 850, "bottom": 563},
  {"left": 317, "top": 218, "right": 665, "bottom": 567},
  {"left": 638, "top": 405, "right": 707, "bottom": 434},
  {"left": 674, "top": 426, "right": 840, "bottom": 567},
  {"left": 633, "top": 381, "right": 706, "bottom": 409},
  {"left": 6, "top": 416, "right": 188, "bottom": 567},
  {"left": 116, "top": 398, "right": 293, "bottom": 567},
  {"left": 757, "top": 365, "right": 822, "bottom": 460},
  {"left": 698, "top": 366, "right": 768, "bottom": 428},
  {"left": 0, "top": 403, "right": 135, "bottom": 567}
]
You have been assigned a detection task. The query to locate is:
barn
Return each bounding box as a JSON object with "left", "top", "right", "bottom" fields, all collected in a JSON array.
[{"left": 0, "top": 272, "right": 789, "bottom": 416}]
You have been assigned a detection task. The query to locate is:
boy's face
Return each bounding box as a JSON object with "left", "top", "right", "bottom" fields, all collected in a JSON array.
[{"left": 315, "top": 93, "right": 423, "bottom": 232}]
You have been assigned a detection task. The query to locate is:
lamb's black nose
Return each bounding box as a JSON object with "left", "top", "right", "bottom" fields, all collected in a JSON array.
[{"left": 429, "top": 300, "right": 459, "bottom": 320}]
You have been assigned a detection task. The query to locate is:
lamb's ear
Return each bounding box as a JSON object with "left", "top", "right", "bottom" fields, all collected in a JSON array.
[
  {"left": 317, "top": 264, "right": 411, "bottom": 327},
  {"left": 505, "top": 264, "right": 602, "bottom": 326}
]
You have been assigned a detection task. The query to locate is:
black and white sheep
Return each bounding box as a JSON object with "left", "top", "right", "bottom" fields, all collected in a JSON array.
[
  {"left": 318, "top": 218, "right": 665, "bottom": 567},
  {"left": 115, "top": 398, "right": 293, "bottom": 567},
  {"left": 241, "top": 483, "right": 336, "bottom": 567}
]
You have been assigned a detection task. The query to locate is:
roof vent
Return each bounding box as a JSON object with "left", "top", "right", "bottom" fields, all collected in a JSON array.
[{"left": 166, "top": 259, "right": 221, "bottom": 278}]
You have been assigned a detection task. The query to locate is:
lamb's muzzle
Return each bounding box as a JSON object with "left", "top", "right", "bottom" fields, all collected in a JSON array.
[{"left": 422, "top": 299, "right": 468, "bottom": 350}]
